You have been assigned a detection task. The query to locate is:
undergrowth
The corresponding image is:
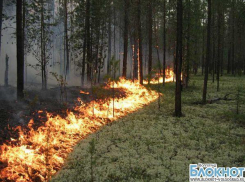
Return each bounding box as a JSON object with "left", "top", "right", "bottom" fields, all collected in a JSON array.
[{"left": 51, "top": 74, "right": 245, "bottom": 182}]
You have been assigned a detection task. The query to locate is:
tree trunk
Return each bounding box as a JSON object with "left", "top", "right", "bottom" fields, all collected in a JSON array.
[
  {"left": 137, "top": 0, "right": 143, "bottom": 85},
  {"left": 227, "top": 47, "right": 231, "bottom": 74},
  {"left": 41, "top": 0, "right": 47, "bottom": 90},
  {"left": 186, "top": 0, "right": 191, "bottom": 87},
  {"left": 23, "top": 0, "right": 27, "bottom": 84},
  {"left": 212, "top": 11, "right": 215, "bottom": 83},
  {"left": 154, "top": 16, "right": 162, "bottom": 75},
  {"left": 81, "top": 32, "right": 86, "bottom": 86},
  {"left": 202, "top": 19, "right": 205, "bottom": 76},
  {"left": 64, "top": 0, "right": 69, "bottom": 77},
  {"left": 86, "top": 0, "right": 91, "bottom": 82},
  {"left": 133, "top": 35, "right": 138, "bottom": 81},
  {"left": 162, "top": 0, "right": 166, "bottom": 86},
  {"left": 203, "top": 0, "right": 211, "bottom": 104},
  {"left": 0, "top": 0, "right": 3, "bottom": 56},
  {"left": 4, "top": 55, "right": 9, "bottom": 87},
  {"left": 220, "top": 9, "right": 224, "bottom": 77},
  {"left": 107, "top": 4, "right": 111, "bottom": 75},
  {"left": 217, "top": 3, "right": 222, "bottom": 92},
  {"left": 231, "top": 0, "right": 235, "bottom": 75},
  {"left": 17, "top": 0, "right": 24, "bottom": 100},
  {"left": 148, "top": 0, "right": 152, "bottom": 84},
  {"left": 122, "top": 0, "right": 129, "bottom": 78},
  {"left": 175, "top": 0, "right": 183, "bottom": 117}
]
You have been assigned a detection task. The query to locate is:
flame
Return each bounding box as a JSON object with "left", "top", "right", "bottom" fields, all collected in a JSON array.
[
  {"left": 143, "top": 68, "right": 175, "bottom": 84},
  {"left": 0, "top": 78, "right": 160, "bottom": 182},
  {"left": 80, "top": 90, "right": 89, "bottom": 95}
]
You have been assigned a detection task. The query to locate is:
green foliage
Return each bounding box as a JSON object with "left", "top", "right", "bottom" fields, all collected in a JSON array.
[
  {"left": 50, "top": 72, "right": 67, "bottom": 103},
  {"left": 25, "top": 0, "right": 54, "bottom": 80},
  {"left": 110, "top": 56, "right": 120, "bottom": 78},
  {"left": 104, "top": 55, "right": 120, "bottom": 82}
]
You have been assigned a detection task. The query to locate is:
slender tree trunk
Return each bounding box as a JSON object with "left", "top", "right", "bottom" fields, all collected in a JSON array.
[
  {"left": 137, "top": 0, "right": 143, "bottom": 85},
  {"left": 0, "top": 0, "right": 3, "bottom": 56},
  {"left": 41, "top": 0, "right": 47, "bottom": 90},
  {"left": 203, "top": 0, "right": 211, "bottom": 104},
  {"left": 107, "top": 4, "right": 111, "bottom": 75},
  {"left": 212, "top": 11, "right": 215, "bottom": 83},
  {"left": 175, "top": 0, "right": 183, "bottom": 117},
  {"left": 227, "top": 46, "right": 231, "bottom": 74},
  {"left": 202, "top": 19, "right": 205, "bottom": 76},
  {"left": 4, "top": 55, "right": 9, "bottom": 87},
  {"left": 163, "top": 0, "right": 166, "bottom": 86},
  {"left": 221, "top": 9, "right": 224, "bottom": 76},
  {"left": 17, "top": 0, "right": 24, "bottom": 99},
  {"left": 81, "top": 3, "right": 89, "bottom": 86},
  {"left": 86, "top": 0, "right": 91, "bottom": 82},
  {"left": 133, "top": 35, "right": 138, "bottom": 81},
  {"left": 23, "top": 0, "right": 28, "bottom": 84},
  {"left": 81, "top": 31, "right": 87, "bottom": 86},
  {"left": 98, "top": 21, "right": 105, "bottom": 83},
  {"left": 217, "top": 4, "right": 222, "bottom": 92},
  {"left": 64, "top": 0, "right": 69, "bottom": 77},
  {"left": 113, "top": 3, "right": 116, "bottom": 58},
  {"left": 122, "top": 0, "right": 129, "bottom": 78},
  {"left": 95, "top": 26, "right": 100, "bottom": 84},
  {"left": 231, "top": 0, "right": 235, "bottom": 75},
  {"left": 186, "top": 0, "right": 191, "bottom": 87},
  {"left": 148, "top": 0, "right": 152, "bottom": 84},
  {"left": 154, "top": 16, "right": 162, "bottom": 75}
]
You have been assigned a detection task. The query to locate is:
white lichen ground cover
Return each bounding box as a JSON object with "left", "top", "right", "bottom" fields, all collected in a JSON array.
[{"left": 52, "top": 75, "right": 245, "bottom": 182}]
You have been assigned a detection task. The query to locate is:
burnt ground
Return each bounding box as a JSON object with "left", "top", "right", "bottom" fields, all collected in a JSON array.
[{"left": 0, "top": 84, "right": 126, "bottom": 145}]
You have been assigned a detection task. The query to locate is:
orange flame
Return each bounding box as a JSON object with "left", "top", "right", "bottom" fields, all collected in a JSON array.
[
  {"left": 0, "top": 78, "right": 160, "bottom": 181},
  {"left": 80, "top": 90, "right": 90, "bottom": 95},
  {"left": 143, "top": 68, "right": 175, "bottom": 84}
]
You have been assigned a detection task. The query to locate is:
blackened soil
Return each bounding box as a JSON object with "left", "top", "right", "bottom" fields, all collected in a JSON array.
[{"left": 0, "top": 85, "right": 126, "bottom": 145}]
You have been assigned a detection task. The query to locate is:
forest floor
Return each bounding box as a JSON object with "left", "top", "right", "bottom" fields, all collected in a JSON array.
[
  {"left": 0, "top": 83, "right": 126, "bottom": 145},
  {"left": 51, "top": 74, "right": 245, "bottom": 182}
]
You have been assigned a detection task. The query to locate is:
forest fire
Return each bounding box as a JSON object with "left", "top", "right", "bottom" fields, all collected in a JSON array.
[
  {"left": 0, "top": 78, "right": 160, "bottom": 182},
  {"left": 143, "top": 68, "right": 175, "bottom": 84},
  {"left": 80, "top": 90, "right": 90, "bottom": 95}
]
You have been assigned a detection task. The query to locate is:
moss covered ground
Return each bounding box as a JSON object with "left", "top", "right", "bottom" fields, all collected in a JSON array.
[{"left": 52, "top": 74, "right": 245, "bottom": 182}]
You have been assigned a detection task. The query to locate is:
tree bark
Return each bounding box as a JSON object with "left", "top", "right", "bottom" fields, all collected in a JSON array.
[
  {"left": 212, "top": 11, "right": 215, "bottom": 83},
  {"left": 4, "top": 55, "right": 9, "bottom": 87},
  {"left": 81, "top": 31, "right": 87, "bottom": 86},
  {"left": 203, "top": 0, "right": 212, "bottom": 104},
  {"left": 41, "top": 0, "right": 47, "bottom": 90},
  {"left": 175, "top": 0, "right": 183, "bottom": 117},
  {"left": 122, "top": 0, "right": 129, "bottom": 78},
  {"left": 64, "top": 0, "right": 69, "bottom": 77},
  {"left": 217, "top": 3, "right": 221, "bottom": 91},
  {"left": 86, "top": 0, "right": 91, "bottom": 82},
  {"left": 231, "top": 0, "right": 235, "bottom": 75},
  {"left": 202, "top": 19, "right": 205, "bottom": 76},
  {"left": 148, "top": 0, "right": 152, "bottom": 84},
  {"left": 17, "top": 0, "right": 24, "bottom": 99},
  {"left": 186, "top": 0, "right": 191, "bottom": 87},
  {"left": 0, "top": 0, "right": 3, "bottom": 56},
  {"left": 137, "top": 0, "right": 143, "bottom": 85},
  {"left": 107, "top": 3, "right": 112, "bottom": 75},
  {"left": 162, "top": 0, "right": 166, "bottom": 86}
]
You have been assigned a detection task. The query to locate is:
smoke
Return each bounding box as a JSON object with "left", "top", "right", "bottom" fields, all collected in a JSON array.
[{"left": 0, "top": 3, "right": 174, "bottom": 89}]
